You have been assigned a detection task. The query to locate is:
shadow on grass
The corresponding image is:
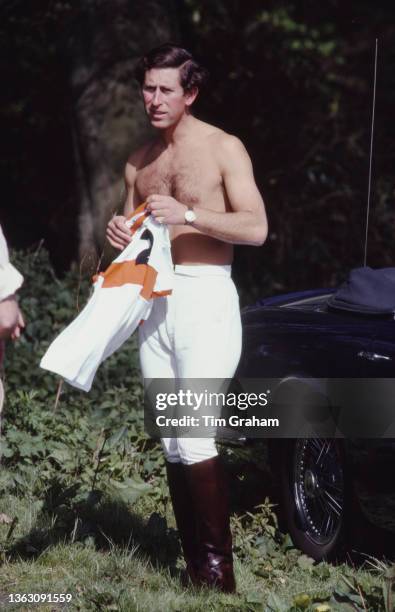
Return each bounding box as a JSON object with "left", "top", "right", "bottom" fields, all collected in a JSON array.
[
  {"left": 5, "top": 477, "right": 181, "bottom": 575},
  {"left": 5, "top": 447, "right": 395, "bottom": 576},
  {"left": 5, "top": 448, "right": 274, "bottom": 576}
]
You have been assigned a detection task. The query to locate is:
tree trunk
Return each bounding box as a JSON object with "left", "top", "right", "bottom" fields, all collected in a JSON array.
[{"left": 66, "top": 0, "right": 178, "bottom": 267}]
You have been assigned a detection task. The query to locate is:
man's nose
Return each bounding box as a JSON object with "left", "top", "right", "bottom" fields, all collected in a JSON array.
[{"left": 152, "top": 89, "right": 162, "bottom": 105}]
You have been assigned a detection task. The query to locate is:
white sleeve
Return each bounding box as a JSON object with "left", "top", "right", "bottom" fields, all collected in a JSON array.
[{"left": 0, "top": 224, "right": 24, "bottom": 301}]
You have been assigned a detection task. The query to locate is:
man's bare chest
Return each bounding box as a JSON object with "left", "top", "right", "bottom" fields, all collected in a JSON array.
[{"left": 136, "top": 151, "right": 221, "bottom": 205}]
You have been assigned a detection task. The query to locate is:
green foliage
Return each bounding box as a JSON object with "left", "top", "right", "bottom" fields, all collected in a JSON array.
[
  {"left": 178, "top": 1, "right": 395, "bottom": 296},
  {"left": 232, "top": 499, "right": 282, "bottom": 570},
  {"left": 1, "top": 246, "right": 165, "bottom": 558},
  {"left": 1, "top": 248, "right": 394, "bottom": 609},
  {"left": 3, "top": 1, "right": 395, "bottom": 294}
]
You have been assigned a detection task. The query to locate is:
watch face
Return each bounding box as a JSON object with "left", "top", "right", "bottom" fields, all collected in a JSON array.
[{"left": 185, "top": 210, "right": 196, "bottom": 223}]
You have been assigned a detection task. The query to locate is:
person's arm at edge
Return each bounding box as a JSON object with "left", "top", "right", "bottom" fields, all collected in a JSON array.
[
  {"left": 0, "top": 225, "right": 25, "bottom": 339},
  {"left": 0, "top": 225, "right": 24, "bottom": 301}
]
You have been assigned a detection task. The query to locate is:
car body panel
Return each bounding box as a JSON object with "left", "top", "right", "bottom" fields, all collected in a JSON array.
[{"left": 237, "top": 288, "right": 395, "bottom": 534}]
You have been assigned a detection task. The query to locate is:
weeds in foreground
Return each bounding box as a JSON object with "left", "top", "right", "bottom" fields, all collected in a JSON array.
[{"left": 0, "top": 248, "right": 394, "bottom": 610}]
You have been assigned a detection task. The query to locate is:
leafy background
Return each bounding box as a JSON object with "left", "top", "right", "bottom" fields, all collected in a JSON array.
[
  {"left": 1, "top": 1, "right": 395, "bottom": 609},
  {"left": 1, "top": 0, "right": 395, "bottom": 299}
]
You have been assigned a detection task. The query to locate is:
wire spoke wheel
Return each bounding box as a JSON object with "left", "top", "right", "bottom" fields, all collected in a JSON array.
[{"left": 292, "top": 438, "right": 344, "bottom": 546}]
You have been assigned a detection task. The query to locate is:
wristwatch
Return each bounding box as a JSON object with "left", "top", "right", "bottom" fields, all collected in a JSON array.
[{"left": 184, "top": 205, "right": 197, "bottom": 225}]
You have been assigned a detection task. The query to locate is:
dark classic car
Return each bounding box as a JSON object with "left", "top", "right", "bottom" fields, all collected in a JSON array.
[{"left": 236, "top": 272, "right": 395, "bottom": 561}]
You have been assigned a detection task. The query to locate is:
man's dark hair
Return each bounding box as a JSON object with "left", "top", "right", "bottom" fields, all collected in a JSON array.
[{"left": 135, "top": 43, "right": 209, "bottom": 93}]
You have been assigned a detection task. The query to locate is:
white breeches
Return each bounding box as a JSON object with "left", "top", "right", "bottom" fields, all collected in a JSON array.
[{"left": 138, "top": 264, "right": 242, "bottom": 465}]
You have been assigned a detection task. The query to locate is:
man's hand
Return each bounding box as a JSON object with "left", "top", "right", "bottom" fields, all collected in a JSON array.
[
  {"left": 0, "top": 296, "right": 25, "bottom": 340},
  {"left": 106, "top": 215, "right": 132, "bottom": 251},
  {"left": 146, "top": 194, "right": 187, "bottom": 225}
]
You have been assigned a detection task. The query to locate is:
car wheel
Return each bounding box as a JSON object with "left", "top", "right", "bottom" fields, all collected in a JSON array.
[{"left": 280, "top": 438, "right": 347, "bottom": 561}]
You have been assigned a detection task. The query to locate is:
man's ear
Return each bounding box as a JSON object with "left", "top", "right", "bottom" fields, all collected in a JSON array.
[{"left": 185, "top": 86, "right": 199, "bottom": 107}]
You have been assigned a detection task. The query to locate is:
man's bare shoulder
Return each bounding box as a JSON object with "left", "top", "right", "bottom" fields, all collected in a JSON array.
[
  {"left": 192, "top": 119, "right": 245, "bottom": 152},
  {"left": 188, "top": 118, "right": 221, "bottom": 140},
  {"left": 210, "top": 129, "right": 247, "bottom": 154},
  {"left": 206, "top": 129, "right": 250, "bottom": 174}
]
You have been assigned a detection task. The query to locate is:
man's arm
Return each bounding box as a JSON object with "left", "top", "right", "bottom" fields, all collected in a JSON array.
[
  {"left": 123, "top": 156, "right": 141, "bottom": 216},
  {"left": 147, "top": 134, "right": 268, "bottom": 246},
  {"left": 194, "top": 135, "right": 268, "bottom": 245},
  {"left": 106, "top": 154, "right": 140, "bottom": 250}
]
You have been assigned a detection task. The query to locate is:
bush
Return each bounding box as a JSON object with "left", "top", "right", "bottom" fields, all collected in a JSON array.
[{"left": 1, "top": 247, "right": 162, "bottom": 521}]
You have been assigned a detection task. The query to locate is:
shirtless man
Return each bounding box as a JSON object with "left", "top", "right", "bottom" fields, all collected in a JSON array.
[{"left": 106, "top": 44, "right": 267, "bottom": 593}]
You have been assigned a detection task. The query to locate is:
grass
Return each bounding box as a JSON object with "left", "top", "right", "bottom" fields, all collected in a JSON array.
[
  {"left": 0, "top": 248, "right": 394, "bottom": 610},
  {"left": 1, "top": 452, "right": 395, "bottom": 611}
]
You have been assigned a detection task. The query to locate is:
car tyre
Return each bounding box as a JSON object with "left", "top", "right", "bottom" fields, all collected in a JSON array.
[{"left": 279, "top": 438, "right": 349, "bottom": 561}]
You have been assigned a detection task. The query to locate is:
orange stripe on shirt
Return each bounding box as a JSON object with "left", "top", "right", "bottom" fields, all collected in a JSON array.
[
  {"left": 93, "top": 204, "right": 167, "bottom": 299},
  {"left": 139, "top": 265, "right": 157, "bottom": 300},
  {"left": 127, "top": 202, "right": 147, "bottom": 219},
  {"left": 127, "top": 203, "right": 149, "bottom": 237},
  {"left": 97, "top": 259, "right": 158, "bottom": 302}
]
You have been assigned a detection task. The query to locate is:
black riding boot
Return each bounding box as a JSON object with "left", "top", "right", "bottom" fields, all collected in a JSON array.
[
  {"left": 184, "top": 456, "right": 236, "bottom": 593},
  {"left": 166, "top": 461, "right": 200, "bottom": 584}
]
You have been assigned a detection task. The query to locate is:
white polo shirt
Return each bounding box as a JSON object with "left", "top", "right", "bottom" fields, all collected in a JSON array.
[{"left": 40, "top": 205, "right": 173, "bottom": 391}]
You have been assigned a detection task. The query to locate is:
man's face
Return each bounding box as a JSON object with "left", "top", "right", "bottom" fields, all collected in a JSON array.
[{"left": 142, "top": 67, "right": 196, "bottom": 129}]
